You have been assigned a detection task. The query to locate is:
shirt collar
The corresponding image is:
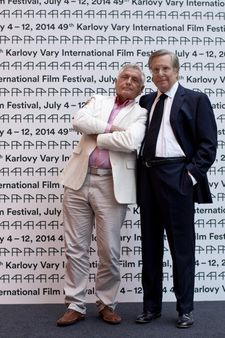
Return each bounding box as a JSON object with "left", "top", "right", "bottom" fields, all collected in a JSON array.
[{"left": 115, "top": 96, "right": 134, "bottom": 107}]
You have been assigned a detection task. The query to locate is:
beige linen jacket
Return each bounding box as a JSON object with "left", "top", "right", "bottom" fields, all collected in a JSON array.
[{"left": 61, "top": 95, "right": 147, "bottom": 204}]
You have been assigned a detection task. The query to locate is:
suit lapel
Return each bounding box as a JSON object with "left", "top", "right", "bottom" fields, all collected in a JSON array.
[
  {"left": 170, "top": 84, "right": 185, "bottom": 123},
  {"left": 145, "top": 93, "right": 157, "bottom": 126},
  {"left": 113, "top": 101, "right": 136, "bottom": 124},
  {"left": 138, "top": 93, "right": 157, "bottom": 156},
  {"left": 147, "top": 94, "right": 157, "bottom": 111},
  {"left": 100, "top": 97, "right": 115, "bottom": 121},
  {"left": 170, "top": 85, "right": 186, "bottom": 146}
]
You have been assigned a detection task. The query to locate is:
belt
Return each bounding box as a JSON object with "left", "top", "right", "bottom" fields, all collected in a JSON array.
[
  {"left": 142, "top": 157, "right": 186, "bottom": 168},
  {"left": 88, "top": 167, "right": 112, "bottom": 176}
]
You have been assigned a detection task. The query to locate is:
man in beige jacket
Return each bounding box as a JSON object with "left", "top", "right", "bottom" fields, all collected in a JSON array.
[{"left": 57, "top": 64, "right": 147, "bottom": 326}]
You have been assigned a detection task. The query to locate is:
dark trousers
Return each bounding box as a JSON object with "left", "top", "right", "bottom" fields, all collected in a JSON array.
[{"left": 139, "top": 161, "right": 195, "bottom": 315}]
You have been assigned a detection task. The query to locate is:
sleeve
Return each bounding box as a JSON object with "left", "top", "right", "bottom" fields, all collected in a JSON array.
[
  {"left": 72, "top": 96, "right": 109, "bottom": 134},
  {"left": 97, "top": 106, "right": 148, "bottom": 153},
  {"left": 186, "top": 93, "right": 217, "bottom": 181}
]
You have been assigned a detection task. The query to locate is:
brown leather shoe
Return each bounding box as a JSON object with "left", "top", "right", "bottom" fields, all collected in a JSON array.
[
  {"left": 57, "top": 309, "right": 85, "bottom": 326},
  {"left": 99, "top": 306, "right": 122, "bottom": 324}
]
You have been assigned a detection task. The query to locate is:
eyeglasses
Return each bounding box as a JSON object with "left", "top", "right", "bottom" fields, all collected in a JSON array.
[{"left": 150, "top": 66, "right": 173, "bottom": 75}]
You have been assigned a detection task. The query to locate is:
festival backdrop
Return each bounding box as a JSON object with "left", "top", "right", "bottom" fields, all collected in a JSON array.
[{"left": 0, "top": 0, "right": 224, "bottom": 304}]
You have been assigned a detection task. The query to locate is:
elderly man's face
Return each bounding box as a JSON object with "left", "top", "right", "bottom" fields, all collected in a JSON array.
[
  {"left": 150, "top": 54, "right": 178, "bottom": 93},
  {"left": 115, "top": 68, "right": 144, "bottom": 102}
]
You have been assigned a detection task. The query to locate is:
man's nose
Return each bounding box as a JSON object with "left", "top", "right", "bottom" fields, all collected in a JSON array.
[{"left": 158, "top": 68, "right": 164, "bottom": 76}]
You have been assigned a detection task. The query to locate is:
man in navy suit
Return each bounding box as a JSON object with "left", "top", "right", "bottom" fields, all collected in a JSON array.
[{"left": 136, "top": 49, "right": 217, "bottom": 328}]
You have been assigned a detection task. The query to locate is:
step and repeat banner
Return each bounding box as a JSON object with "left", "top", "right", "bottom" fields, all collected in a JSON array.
[{"left": 0, "top": 1, "right": 224, "bottom": 304}]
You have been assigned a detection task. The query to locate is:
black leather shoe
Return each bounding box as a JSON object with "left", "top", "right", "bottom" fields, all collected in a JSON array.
[
  {"left": 136, "top": 311, "right": 161, "bottom": 324},
  {"left": 176, "top": 312, "right": 194, "bottom": 328}
]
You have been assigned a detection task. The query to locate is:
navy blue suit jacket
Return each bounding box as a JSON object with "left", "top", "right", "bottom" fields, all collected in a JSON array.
[{"left": 139, "top": 84, "right": 217, "bottom": 203}]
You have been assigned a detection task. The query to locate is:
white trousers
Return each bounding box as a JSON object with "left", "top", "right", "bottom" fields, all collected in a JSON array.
[{"left": 63, "top": 173, "right": 127, "bottom": 314}]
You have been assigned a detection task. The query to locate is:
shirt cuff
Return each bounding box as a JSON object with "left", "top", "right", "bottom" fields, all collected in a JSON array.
[{"left": 188, "top": 171, "right": 197, "bottom": 185}]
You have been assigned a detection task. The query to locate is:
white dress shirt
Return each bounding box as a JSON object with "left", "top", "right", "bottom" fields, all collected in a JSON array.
[
  {"left": 150, "top": 81, "right": 196, "bottom": 185},
  {"left": 151, "top": 82, "right": 185, "bottom": 158}
]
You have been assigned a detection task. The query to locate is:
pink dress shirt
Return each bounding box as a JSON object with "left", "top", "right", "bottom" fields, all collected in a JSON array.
[{"left": 89, "top": 97, "right": 133, "bottom": 169}]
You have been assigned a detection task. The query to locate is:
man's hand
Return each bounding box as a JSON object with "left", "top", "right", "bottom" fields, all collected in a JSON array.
[
  {"left": 110, "top": 125, "right": 125, "bottom": 133},
  {"left": 88, "top": 134, "right": 98, "bottom": 141}
]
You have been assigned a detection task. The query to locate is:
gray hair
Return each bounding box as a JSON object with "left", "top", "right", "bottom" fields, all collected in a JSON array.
[
  {"left": 148, "top": 49, "right": 180, "bottom": 72},
  {"left": 117, "top": 63, "right": 145, "bottom": 85}
]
